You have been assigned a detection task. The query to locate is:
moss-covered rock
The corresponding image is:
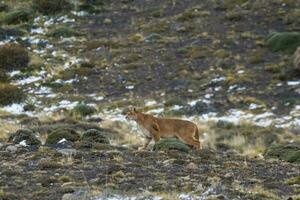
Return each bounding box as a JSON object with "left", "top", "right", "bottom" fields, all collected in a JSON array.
[
  {"left": 0, "top": 83, "right": 24, "bottom": 106},
  {"left": 32, "top": 0, "right": 73, "bottom": 15},
  {"left": 81, "top": 129, "right": 110, "bottom": 144},
  {"left": 8, "top": 129, "right": 41, "bottom": 146},
  {"left": 153, "top": 138, "right": 190, "bottom": 153},
  {"left": 73, "top": 103, "right": 96, "bottom": 117},
  {"left": 265, "top": 32, "right": 300, "bottom": 54},
  {"left": 0, "top": 44, "right": 29, "bottom": 71},
  {"left": 264, "top": 144, "right": 300, "bottom": 163},
  {"left": 1, "top": 9, "right": 33, "bottom": 25},
  {"left": 46, "top": 128, "right": 80, "bottom": 145},
  {"left": 48, "top": 26, "right": 79, "bottom": 38}
]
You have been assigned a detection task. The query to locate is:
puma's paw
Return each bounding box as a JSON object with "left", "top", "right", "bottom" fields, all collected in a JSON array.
[{"left": 138, "top": 147, "right": 147, "bottom": 151}]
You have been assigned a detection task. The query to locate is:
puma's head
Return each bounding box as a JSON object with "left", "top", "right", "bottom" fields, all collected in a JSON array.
[{"left": 125, "top": 108, "right": 139, "bottom": 120}]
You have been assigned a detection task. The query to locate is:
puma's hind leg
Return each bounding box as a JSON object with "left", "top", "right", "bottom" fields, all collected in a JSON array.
[{"left": 178, "top": 135, "right": 201, "bottom": 150}]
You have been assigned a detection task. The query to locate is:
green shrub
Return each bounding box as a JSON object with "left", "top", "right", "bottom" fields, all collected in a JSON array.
[
  {"left": 0, "top": 2, "right": 8, "bottom": 12},
  {"left": 81, "top": 129, "right": 110, "bottom": 144},
  {"left": 46, "top": 128, "right": 80, "bottom": 145},
  {"left": 153, "top": 138, "right": 190, "bottom": 153},
  {"left": 264, "top": 144, "right": 300, "bottom": 164},
  {"left": 8, "top": 129, "right": 41, "bottom": 145},
  {"left": 286, "top": 176, "right": 300, "bottom": 185},
  {"left": 32, "top": 0, "right": 73, "bottom": 15},
  {"left": 48, "top": 26, "right": 79, "bottom": 38},
  {"left": 0, "top": 44, "right": 29, "bottom": 71},
  {"left": 265, "top": 32, "right": 300, "bottom": 54},
  {"left": 1, "top": 9, "right": 33, "bottom": 25},
  {"left": 73, "top": 103, "right": 96, "bottom": 117},
  {"left": 0, "top": 83, "right": 24, "bottom": 106},
  {"left": 78, "top": 0, "right": 105, "bottom": 14},
  {"left": 164, "top": 96, "right": 185, "bottom": 107}
]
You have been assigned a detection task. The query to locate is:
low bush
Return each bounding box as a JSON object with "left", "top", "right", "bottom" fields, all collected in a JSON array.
[
  {"left": 0, "top": 43, "right": 29, "bottom": 71},
  {"left": 153, "top": 138, "right": 190, "bottom": 153},
  {"left": 1, "top": 9, "right": 33, "bottom": 25},
  {"left": 32, "top": 0, "right": 72, "bottom": 15},
  {"left": 73, "top": 103, "right": 96, "bottom": 117},
  {"left": 48, "top": 26, "right": 79, "bottom": 38},
  {"left": 264, "top": 143, "right": 300, "bottom": 164},
  {"left": 0, "top": 83, "right": 24, "bottom": 106},
  {"left": 8, "top": 129, "right": 41, "bottom": 146},
  {"left": 46, "top": 128, "right": 80, "bottom": 145},
  {"left": 265, "top": 32, "right": 300, "bottom": 54}
]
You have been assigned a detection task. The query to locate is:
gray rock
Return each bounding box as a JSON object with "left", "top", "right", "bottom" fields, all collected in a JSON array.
[
  {"left": 62, "top": 189, "right": 89, "bottom": 200},
  {"left": 57, "top": 148, "right": 77, "bottom": 156},
  {"left": 6, "top": 145, "right": 17, "bottom": 153}
]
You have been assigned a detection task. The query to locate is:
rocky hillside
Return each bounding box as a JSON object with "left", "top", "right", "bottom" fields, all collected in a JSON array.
[{"left": 0, "top": 0, "right": 300, "bottom": 199}]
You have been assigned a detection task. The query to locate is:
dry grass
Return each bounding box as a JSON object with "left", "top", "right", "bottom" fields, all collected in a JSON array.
[
  {"left": 247, "top": 185, "right": 280, "bottom": 200},
  {"left": 0, "top": 119, "right": 21, "bottom": 141},
  {"left": 193, "top": 119, "right": 280, "bottom": 157},
  {"left": 101, "top": 119, "right": 143, "bottom": 146}
]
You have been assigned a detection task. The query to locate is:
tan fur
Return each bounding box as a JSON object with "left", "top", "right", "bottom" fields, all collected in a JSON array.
[
  {"left": 294, "top": 47, "right": 300, "bottom": 72},
  {"left": 125, "top": 108, "right": 202, "bottom": 150}
]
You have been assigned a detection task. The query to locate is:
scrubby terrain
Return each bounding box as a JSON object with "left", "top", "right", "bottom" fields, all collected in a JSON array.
[{"left": 0, "top": 0, "right": 300, "bottom": 199}]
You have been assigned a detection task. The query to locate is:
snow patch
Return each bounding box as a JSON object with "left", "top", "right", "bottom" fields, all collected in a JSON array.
[
  {"left": 19, "top": 140, "right": 27, "bottom": 147},
  {"left": 58, "top": 138, "right": 67, "bottom": 144},
  {"left": 287, "top": 81, "right": 300, "bottom": 86}
]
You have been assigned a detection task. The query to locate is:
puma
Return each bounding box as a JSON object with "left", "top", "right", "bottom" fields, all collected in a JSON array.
[{"left": 125, "top": 108, "right": 202, "bottom": 150}]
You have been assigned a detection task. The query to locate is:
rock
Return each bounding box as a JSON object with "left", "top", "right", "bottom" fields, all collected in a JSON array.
[
  {"left": 185, "top": 162, "right": 198, "bottom": 171},
  {"left": 0, "top": 142, "right": 3, "bottom": 149},
  {"left": 6, "top": 145, "right": 18, "bottom": 153},
  {"left": 153, "top": 138, "right": 190, "bottom": 153},
  {"left": 81, "top": 129, "right": 110, "bottom": 145},
  {"left": 293, "top": 47, "right": 300, "bottom": 72},
  {"left": 8, "top": 129, "right": 41, "bottom": 146},
  {"left": 224, "top": 172, "right": 234, "bottom": 178},
  {"left": 264, "top": 143, "right": 300, "bottom": 164},
  {"left": 45, "top": 128, "right": 80, "bottom": 145},
  {"left": 103, "top": 18, "right": 112, "bottom": 24},
  {"left": 144, "top": 33, "right": 162, "bottom": 43},
  {"left": 62, "top": 189, "right": 89, "bottom": 200},
  {"left": 57, "top": 148, "right": 77, "bottom": 156}
]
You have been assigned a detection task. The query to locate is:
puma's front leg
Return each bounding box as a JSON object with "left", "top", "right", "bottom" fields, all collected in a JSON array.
[
  {"left": 142, "top": 137, "right": 152, "bottom": 149},
  {"left": 150, "top": 123, "right": 160, "bottom": 144}
]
